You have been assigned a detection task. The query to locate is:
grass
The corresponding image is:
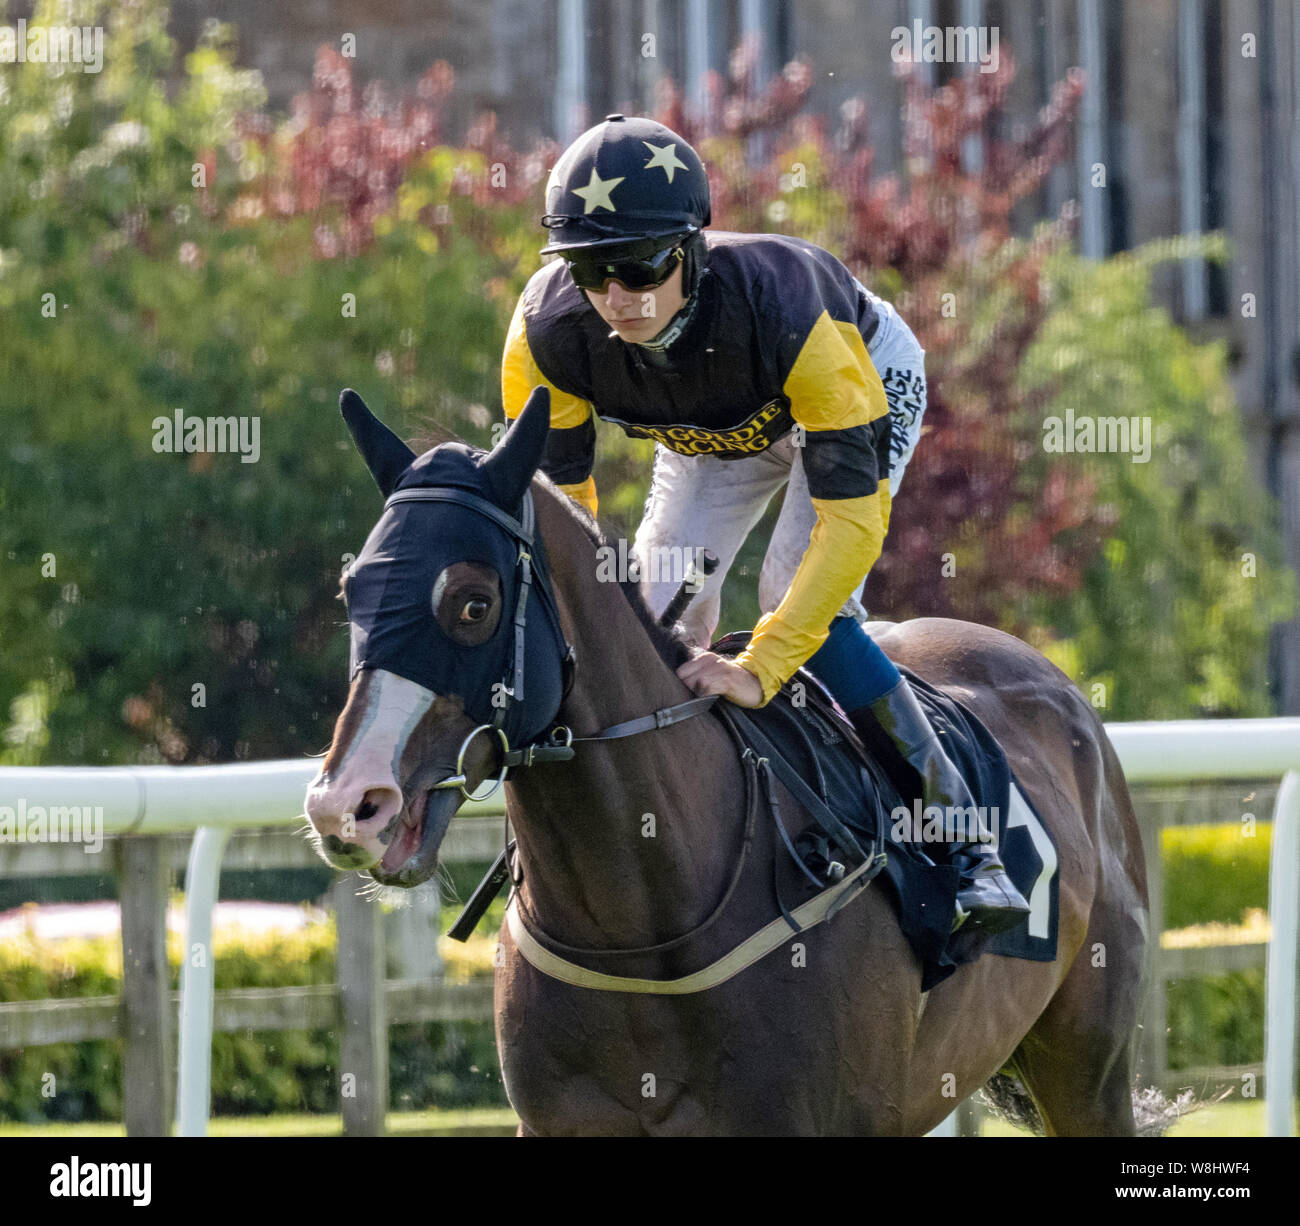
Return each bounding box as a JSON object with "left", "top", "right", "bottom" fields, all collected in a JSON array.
[
  {"left": 979, "top": 1097, "right": 1277, "bottom": 1137},
  {"left": 0, "top": 1107, "right": 520, "bottom": 1139},
  {"left": 0, "top": 1098, "right": 1284, "bottom": 1138}
]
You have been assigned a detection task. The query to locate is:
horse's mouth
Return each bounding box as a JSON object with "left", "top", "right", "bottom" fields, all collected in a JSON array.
[{"left": 371, "top": 782, "right": 462, "bottom": 888}]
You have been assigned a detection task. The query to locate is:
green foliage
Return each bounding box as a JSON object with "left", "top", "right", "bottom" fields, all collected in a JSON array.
[
  {"left": 1021, "top": 242, "right": 1296, "bottom": 718},
  {"left": 1158, "top": 820, "right": 1270, "bottom": 1073},
  {"left": 0, "top": 926, "right": 122, "bottom": 1122},
  {"left": 204, "top": 920, "right": 338, "bottom": 1116},
  {"left": 0, "top": 913, "right": 507, "bottom": 1122},
  {"left": 1166, "top": 971, "right": 1265, "bottom": 1072},
  {"left": 0, "top": 3, "right": 522, "bottom": 764},
  {"left": 1161, "top": 820, "right": 1272, "bottom": 930}
]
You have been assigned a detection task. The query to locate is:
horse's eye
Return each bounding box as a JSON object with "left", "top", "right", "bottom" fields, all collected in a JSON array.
[
  {"left": 432, "top": 563, "right": 501, "bottom": 645},
  {"left": 461, "top": 598, "right": 489, "bottom": 623}
]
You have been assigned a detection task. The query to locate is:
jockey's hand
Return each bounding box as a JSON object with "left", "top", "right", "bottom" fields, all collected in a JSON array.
[{"left": 676, "top": 651, "right": 765, "bottom": 708}]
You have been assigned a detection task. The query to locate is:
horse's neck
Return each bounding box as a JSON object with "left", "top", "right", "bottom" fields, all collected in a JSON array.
[{"left": 505, "top": 488, "right": 743, "bottom": 948}]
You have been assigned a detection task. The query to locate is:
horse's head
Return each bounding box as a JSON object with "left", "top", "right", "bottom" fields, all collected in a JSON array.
[{"left": 304, "top": 387, "right": 571, "bottom": 886}]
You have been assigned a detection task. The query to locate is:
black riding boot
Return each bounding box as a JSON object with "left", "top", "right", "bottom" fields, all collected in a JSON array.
[{"left": 848, "top": 676, "right": 1030, "bottom": 935}]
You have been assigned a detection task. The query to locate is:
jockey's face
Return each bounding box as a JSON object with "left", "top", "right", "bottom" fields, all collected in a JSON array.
[{"left": 584, "top": 264, "right": 687, "bottom": 345}]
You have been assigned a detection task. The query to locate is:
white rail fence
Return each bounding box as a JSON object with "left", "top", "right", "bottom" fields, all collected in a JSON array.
[{"left": 1, "top": 718, "right": 1297, "bottom": 1137}]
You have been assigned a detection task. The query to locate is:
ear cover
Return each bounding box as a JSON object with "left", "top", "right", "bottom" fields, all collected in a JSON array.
[
  {"left": 340, "top": 388, "right": 416, "bottom": 496},
  {"left": 479, "top": 386, "right": 551, "bottom": 511}
]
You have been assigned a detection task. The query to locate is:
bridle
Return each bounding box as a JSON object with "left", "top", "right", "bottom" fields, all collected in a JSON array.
[
  {"left": 383, "top": 483, "right": 719, "bottom": 802},
  {"left": 390, "top": 480, "right": 886, "bottom": 967}
]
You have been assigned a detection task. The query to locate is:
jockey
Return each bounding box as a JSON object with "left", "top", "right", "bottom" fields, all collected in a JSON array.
[{"left": 502, "top": 114, "right": 1028, "bottom": 934}]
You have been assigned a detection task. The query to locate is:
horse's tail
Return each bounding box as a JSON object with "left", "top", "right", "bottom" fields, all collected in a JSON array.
[
  {"left": 980, "top": 1072, "right": 1043, "bottom": 1133},
  {"left": 981, "top": 1073, "right": 1205, "bottom": 1137},
  {"left": 1129, "top": 1084, "right": 1204, "bottom": 1136}
]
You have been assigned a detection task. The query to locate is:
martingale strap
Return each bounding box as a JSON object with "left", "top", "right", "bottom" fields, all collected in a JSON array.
[{"left": 505, "top": 852, "right": 884, "bottom": 995}]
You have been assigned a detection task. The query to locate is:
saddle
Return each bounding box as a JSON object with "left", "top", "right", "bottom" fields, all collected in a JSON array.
[
  {"left": 710, "top": 631, "right": 1059, "bottom": 990},
  {"left": 450, "top": 630, "right": 1058, "bottom": 992},
  {"left": 709, "top": 630, "right": 903, "bottom": 867}
]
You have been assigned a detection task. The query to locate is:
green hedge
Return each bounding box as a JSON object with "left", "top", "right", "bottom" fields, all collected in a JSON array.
[
  {"left": 0, "top": 915, "right": 506, "bottom": 1123},
  {"left": 1166, "top": 971, "right": 1265, "bottom": 1072},
  {"left": 1161, "top": 822, "right": 1272, "bottom": 929},
  {"left": 1157, "top": 821, "right": 1270, "bottom": 1074}
]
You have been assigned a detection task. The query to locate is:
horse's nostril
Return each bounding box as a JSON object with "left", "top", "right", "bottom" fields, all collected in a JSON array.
[{"left": 355, "top": 787, "right": 399, "bottom": 825}]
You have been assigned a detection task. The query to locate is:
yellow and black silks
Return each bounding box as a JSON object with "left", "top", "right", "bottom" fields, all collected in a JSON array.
[{"left": 502, "top": 230, "right": 894, "bottom": 704}]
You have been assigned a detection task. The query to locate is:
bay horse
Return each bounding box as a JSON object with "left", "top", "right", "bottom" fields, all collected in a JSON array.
[{"left": 304, "top": 386, "right": 1151, "bottom": 1136}]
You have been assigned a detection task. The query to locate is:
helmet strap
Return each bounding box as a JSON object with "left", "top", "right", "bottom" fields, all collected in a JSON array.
[
  {"left": 633, "top": 233, "right": 708, "bottom": 354},
  {"left": 680, "top": 231, "right": 707, "bottom": 298},
  {"left": 635, "top": 287, "right": 701, "bottom": 354}
]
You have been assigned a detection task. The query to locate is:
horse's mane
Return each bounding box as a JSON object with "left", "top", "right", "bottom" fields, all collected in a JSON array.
[{"left": 537, "top": 475, "right": 695, "bottom": 674}]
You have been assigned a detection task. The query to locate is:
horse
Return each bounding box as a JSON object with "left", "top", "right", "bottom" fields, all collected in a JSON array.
[{"left": 304, "top": 385, "right": 1151, "bottom": 1136}]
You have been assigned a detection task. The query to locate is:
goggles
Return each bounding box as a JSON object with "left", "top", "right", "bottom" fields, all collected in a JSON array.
[{"left": 564, "top": 243, "right": 684, "bottom": 293}]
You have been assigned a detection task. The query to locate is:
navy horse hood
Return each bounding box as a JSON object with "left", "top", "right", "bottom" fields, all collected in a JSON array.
[{"left": 339, "top": 387, "right": 567, "bottom": 745}]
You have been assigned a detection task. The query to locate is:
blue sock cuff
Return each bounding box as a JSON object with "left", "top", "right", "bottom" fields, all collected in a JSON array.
[{"left": 803, "top": 617, "right": 901, "bottom": 711}]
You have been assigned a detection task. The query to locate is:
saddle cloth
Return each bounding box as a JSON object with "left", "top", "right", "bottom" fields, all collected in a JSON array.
[{"left": 711, "top": 632, "right": 1059, "bottom": 991}]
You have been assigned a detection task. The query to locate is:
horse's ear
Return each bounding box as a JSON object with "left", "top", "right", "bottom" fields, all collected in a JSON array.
[
  {"left": 481, "top": 386, "right": 551, "bottom": 509},
  {"left": 340, "top": 388, "right": 416, "bottom": 497}
]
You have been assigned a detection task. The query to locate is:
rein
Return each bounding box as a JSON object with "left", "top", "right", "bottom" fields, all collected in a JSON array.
[{"left": 503, "top": 703, "right": 887, "bottom": 994}]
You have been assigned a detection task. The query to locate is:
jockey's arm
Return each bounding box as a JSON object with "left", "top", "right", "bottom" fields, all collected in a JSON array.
[
  {"left": 734, "top": 311, "right": 894, "bottom": 704},
  {"left": 502, "top": 293, "right": 599, "bottom": 517}
]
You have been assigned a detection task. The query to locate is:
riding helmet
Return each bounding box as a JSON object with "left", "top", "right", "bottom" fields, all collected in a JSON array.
[{"left": 539, "top": 115, "right": 712, "bottom": 302}]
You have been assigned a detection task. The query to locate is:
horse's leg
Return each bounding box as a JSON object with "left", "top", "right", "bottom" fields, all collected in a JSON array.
[
  {"left": 832, "top": 893, "right": 923, "bottom": 1136},
  {"left": 1008, "top": 949, "right": 1143, "bottom": 1137},
  {"left": 1008, "top": 898, "right": 1147, "bottom": 1136},
  {"left": 1008, "top": 748, "right": 1148, "bottom": 1137}
]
